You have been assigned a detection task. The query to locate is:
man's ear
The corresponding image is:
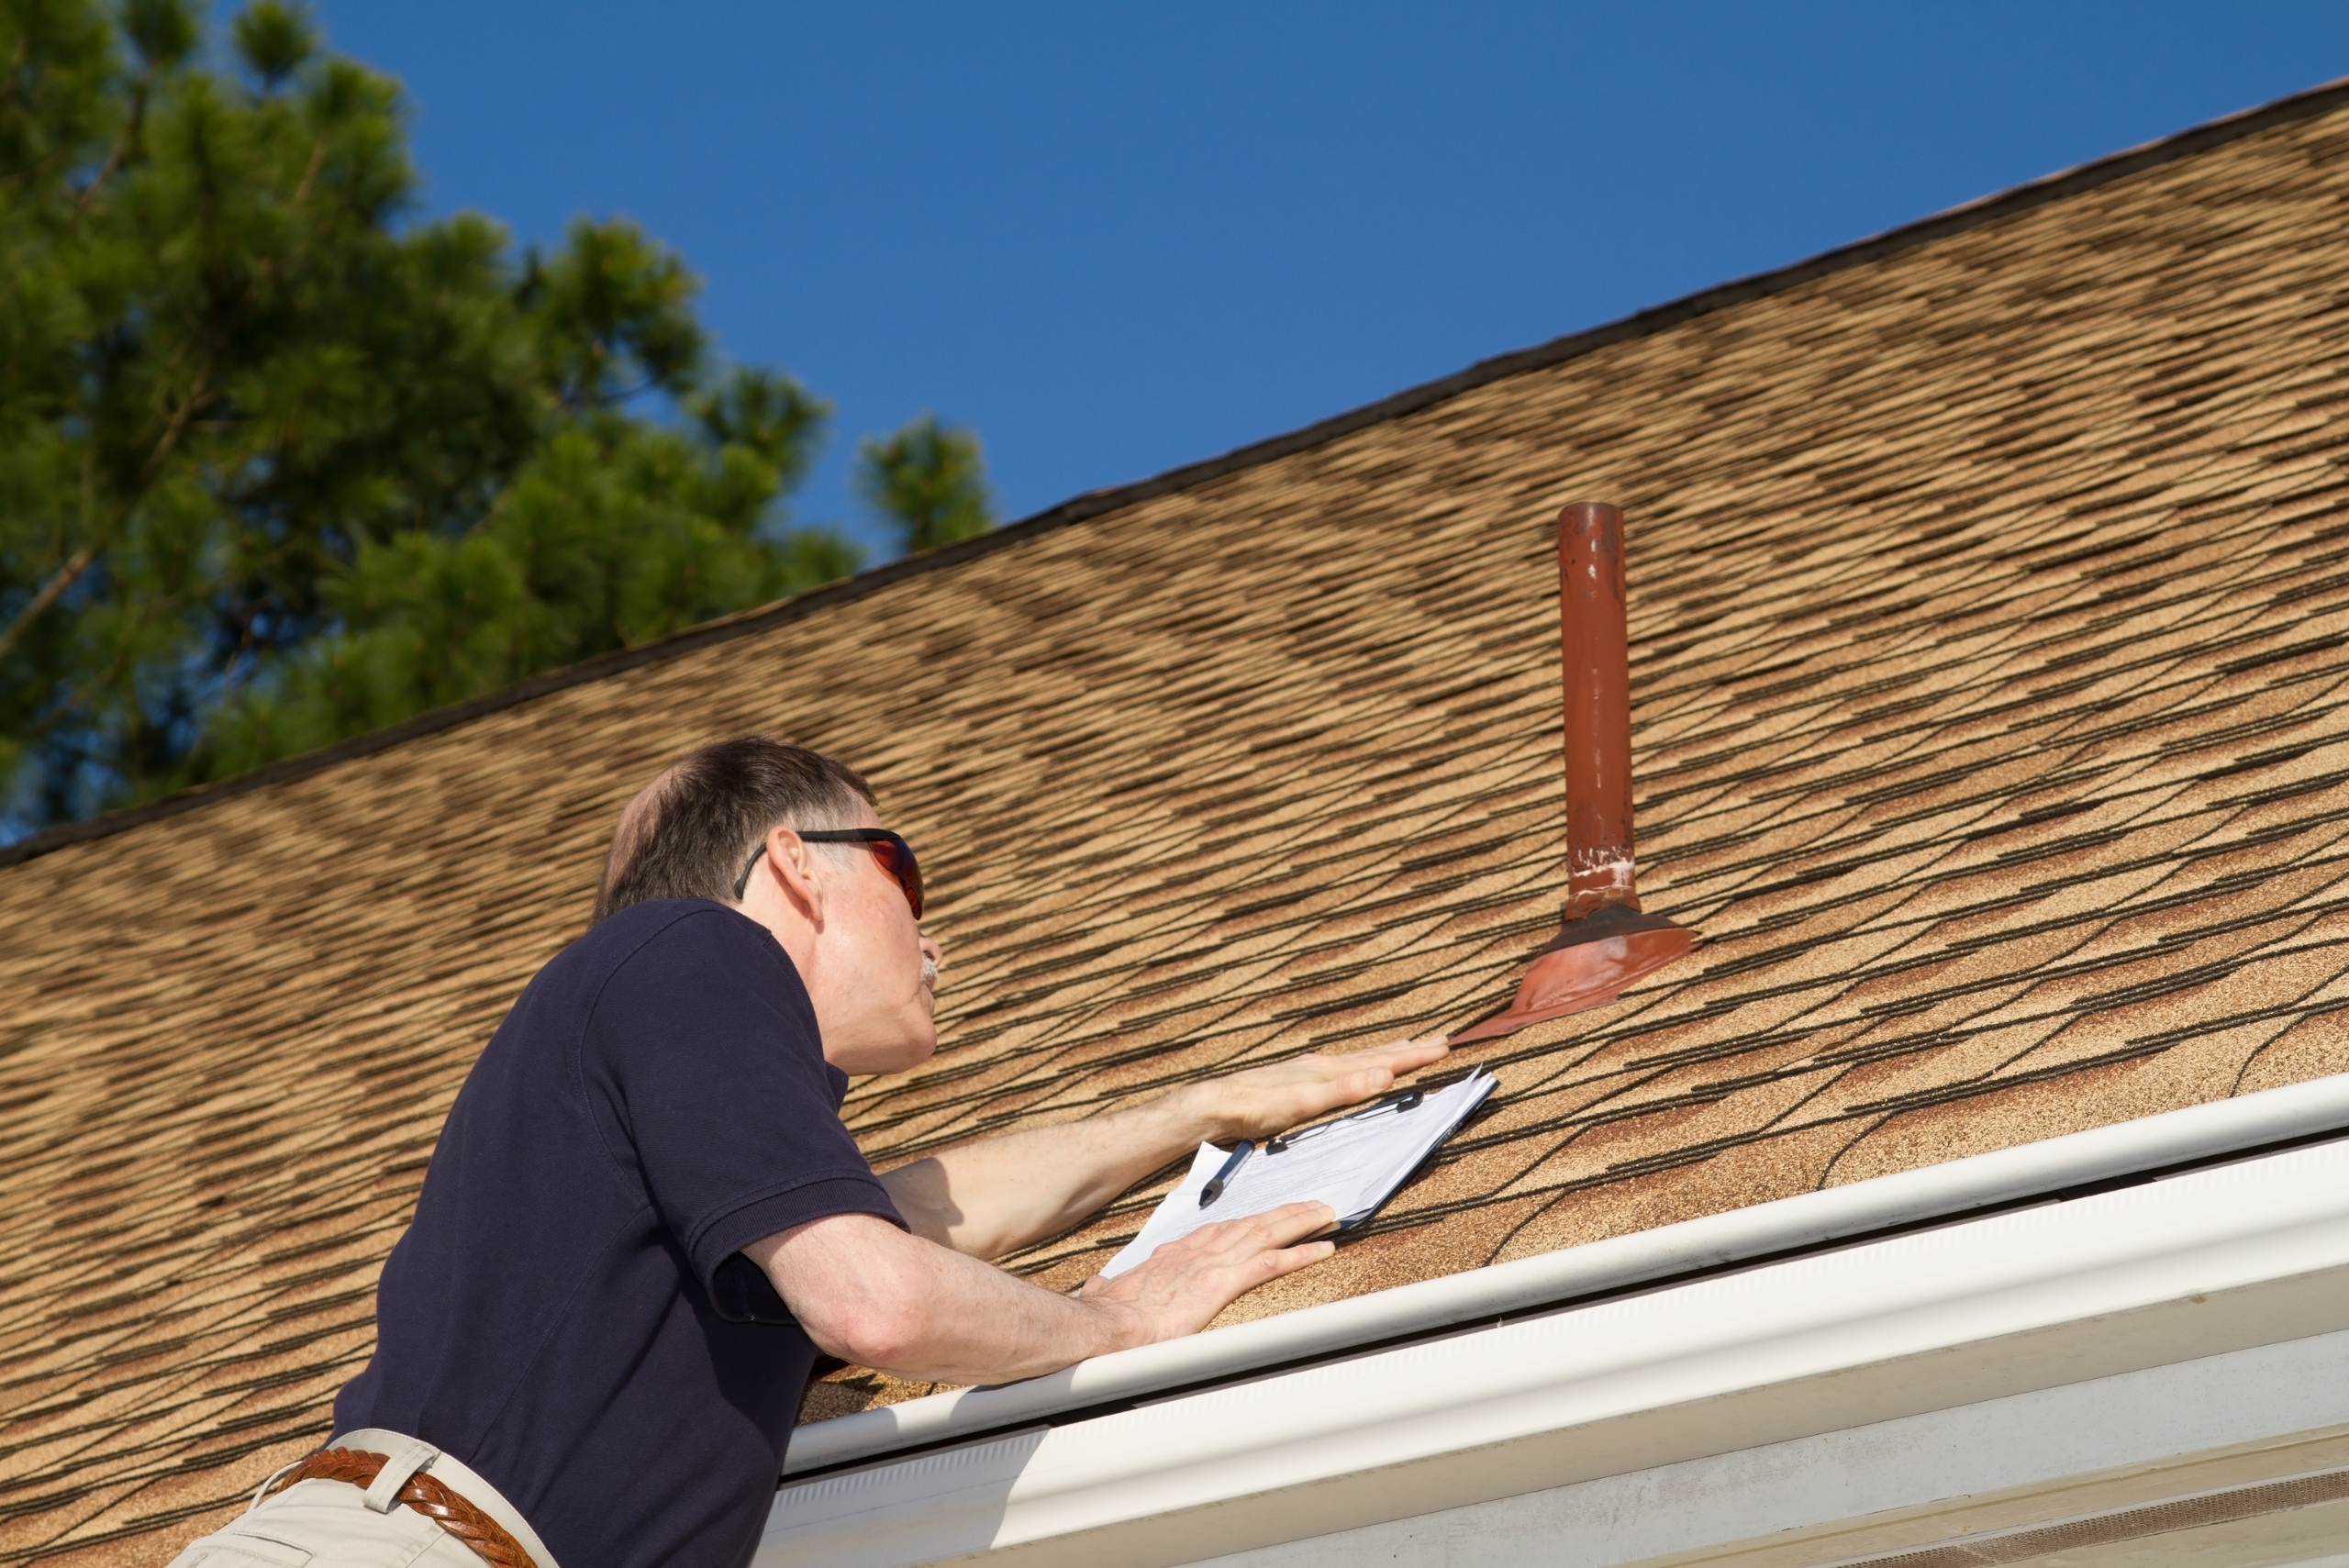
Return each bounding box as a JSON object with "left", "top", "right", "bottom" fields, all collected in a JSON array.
[{"left": 764, "top": 826, "right": 828, "bottom": 925}]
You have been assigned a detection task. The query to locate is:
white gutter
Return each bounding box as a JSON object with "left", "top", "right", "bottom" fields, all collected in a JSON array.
[
  {"left": 785, "top": 1072, "right": 2349, "bottom": 1477},
  {"left": 764, "top": 1132, "right": 2349, "bottom": 1568}
]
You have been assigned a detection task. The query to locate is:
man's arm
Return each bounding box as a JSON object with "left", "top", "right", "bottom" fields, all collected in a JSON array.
[
  {"left": 876, "top": 1035, "right": 1450, "bottom": 1260},
  {"left": 747, "top": 1201, "right": 1335, "bottom": 1385}
]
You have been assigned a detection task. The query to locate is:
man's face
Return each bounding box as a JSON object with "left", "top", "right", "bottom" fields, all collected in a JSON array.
[{"left": 809, "top": 806, "right": 943, "bottom": 1077}]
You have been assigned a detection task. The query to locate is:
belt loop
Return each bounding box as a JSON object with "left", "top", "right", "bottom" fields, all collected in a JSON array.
[
  {"left": 247, "top": 1456, "right": 306, "bottom": 1513},
  {"left": 362, "top": 1437, "right": 440, "bottom": 1514}
]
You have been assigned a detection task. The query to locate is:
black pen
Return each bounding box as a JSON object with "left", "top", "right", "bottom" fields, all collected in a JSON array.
[{"left": 1199, "top": 1140, "right": 1256, "bottom": 1207}]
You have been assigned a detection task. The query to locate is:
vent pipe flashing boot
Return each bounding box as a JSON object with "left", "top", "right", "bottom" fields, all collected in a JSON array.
[{"left": 1453, "top": 502, "right": 1694, "bottom": 1044}]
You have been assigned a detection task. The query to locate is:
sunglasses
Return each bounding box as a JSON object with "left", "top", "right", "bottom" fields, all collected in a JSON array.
[{"left": 733, "top": 828, "right": 925, "bottom": 919}]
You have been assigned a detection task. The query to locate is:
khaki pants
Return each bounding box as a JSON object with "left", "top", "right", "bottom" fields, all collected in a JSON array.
[{"left": 165, "top": 1429, "right": 558, "bottom": 1568}]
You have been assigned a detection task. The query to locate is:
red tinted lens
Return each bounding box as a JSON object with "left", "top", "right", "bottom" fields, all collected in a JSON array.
[{"left": 869, "top": 839, "right": 924, "bottom": 918}]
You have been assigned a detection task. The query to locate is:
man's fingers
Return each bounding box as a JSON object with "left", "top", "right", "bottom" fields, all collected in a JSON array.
[
  {"left": 1184, "top": 1201, "right": 1335, "bottom": 1256},
  {"left": 1252, "top": 1239, "right": 1337, "bottom": 1283},
  {"left": 1292, "top": 1035, "right": 1448, "bottom": 1090},
  {"left": 1336, "top": 1034, "right": 1449, "bottom": 1076},
  {"left": 1198, "top": 1034, "right": 1455, "bottom": 1146},
  {"left": 1252, "top": 1200, "right": 1337, "bottom": 1242},
  {"left": 1220, "top": 1200, "right": 1336, "bottom": 1244},
  {"left": 1196, "top": 1209, "right": 1341, "bottom": 1292},
  {"left": 1294, "top": 1034, "right": 1449, "bottom": 1110},
  {"left": 1097, "top": 1203, "right": 1346, "bottom": 1336}
]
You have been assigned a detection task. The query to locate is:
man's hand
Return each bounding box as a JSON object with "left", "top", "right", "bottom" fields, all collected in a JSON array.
[
  {"left": 751, "top": 1203, "right": 1336, "bottom": 1386},
  {"left": 1076, "top": 1202, "right": 1337, "bottom": 1340},
  {"left": 795, "top": 1039, "right": 1450, "bottom": 1383},
  {"left": 878, "top": 1031, "right": 1452, "bottom": 1262},
  {"left": 1160, "top": 1035, "right": 1452, "bottom": 1146}
]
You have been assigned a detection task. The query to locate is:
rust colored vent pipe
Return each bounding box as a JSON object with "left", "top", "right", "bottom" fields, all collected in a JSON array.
[{"left": 1453, "top": 502, "right": 1694, "bottom": 1043}]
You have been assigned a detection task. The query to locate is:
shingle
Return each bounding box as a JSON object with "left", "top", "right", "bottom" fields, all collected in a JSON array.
[{"left": 14, "top": 84, "right": 2349, "bottom": 1565}]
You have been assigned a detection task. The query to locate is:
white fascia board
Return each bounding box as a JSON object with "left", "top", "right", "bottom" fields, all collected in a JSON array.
[
  {"left": 762, "top": 1136, "right": 2349, "bottom": 1568},
  {"left": 1194, "top": 1329, "right": 2349, "bottom": 1568},
  {"left": 785, "top": 1072, "right": 2349, "bottom": 1477}
]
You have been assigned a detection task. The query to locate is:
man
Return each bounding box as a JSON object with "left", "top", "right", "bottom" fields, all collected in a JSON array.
[{"left": 170, "top": 737, "right": 1446, "bottom": 1568}]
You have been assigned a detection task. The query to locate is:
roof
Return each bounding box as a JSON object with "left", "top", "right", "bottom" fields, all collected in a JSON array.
[{"left": 11, "top": 77, "right": 2349, "bottom": 1565}]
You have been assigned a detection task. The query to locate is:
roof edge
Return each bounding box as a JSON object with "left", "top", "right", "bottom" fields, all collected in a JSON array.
[
  {"left": 781, "top": 1073, "right": 2349, "bottom": 1478},
  {"left": 9, "top": 72, "right": 2347, "bottom": 873},
  {"left": 766, "top": 1140, "right": 2349, "bottom": 1565}
]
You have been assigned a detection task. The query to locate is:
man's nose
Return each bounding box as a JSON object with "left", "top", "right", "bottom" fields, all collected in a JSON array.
[{"left": 918, "top": 929, "right": 943, "bottom": 969}]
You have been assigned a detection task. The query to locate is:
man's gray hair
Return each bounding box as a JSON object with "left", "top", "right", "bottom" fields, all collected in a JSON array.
[{"left": 596, "top": 737, "right": 878, "bottom": 922}]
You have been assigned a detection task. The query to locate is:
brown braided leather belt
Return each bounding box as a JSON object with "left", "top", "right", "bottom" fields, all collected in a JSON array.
[{"left": 261, "top": 1447, "right": 536, "bottom": 1568}]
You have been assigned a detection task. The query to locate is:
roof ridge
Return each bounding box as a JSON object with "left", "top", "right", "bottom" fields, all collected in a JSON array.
[{"left": 9, "top": 71, "right": 2347, "bottom": 873}]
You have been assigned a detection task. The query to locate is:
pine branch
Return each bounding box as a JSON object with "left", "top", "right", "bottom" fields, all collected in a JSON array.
[
  {"left": 0, "top": 34, "right": 29, "bottom": 121},
  {"left": 289, "top": 134, "right": 326, "bottom": 208},
  {"left": 0, "top": 545, "right": 96, "bottom": 663},
  {"left": 72, "top": 74, "right": 151, "bottom": 218},
  {"left": 0, "top": 365, "right": 213, "bottom": 664}
]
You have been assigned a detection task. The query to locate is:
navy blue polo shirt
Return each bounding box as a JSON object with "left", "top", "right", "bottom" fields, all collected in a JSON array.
[{"left": 336, "top": 898, "right": 904, "bottom": 1568}]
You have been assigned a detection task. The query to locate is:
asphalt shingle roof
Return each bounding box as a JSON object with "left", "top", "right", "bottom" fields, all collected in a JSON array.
[{"left": 9, "top": 79, "right": 2349, "bottom": 1565}]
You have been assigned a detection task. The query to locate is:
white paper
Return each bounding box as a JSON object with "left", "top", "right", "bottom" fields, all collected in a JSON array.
[{"left": 1100, "top": 1070, "right": 1494, "bottom": 1278}]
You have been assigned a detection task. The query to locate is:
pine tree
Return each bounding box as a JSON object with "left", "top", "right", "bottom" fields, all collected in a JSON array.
[
  {"left": 0, "top": 0, "right": 865, "bottom": 832},
  {"left": 857, "top": 413, "right": 996, "bottom": 554}
]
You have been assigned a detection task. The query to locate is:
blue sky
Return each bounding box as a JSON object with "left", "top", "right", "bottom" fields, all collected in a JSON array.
[{"left": 311, "top": 2, "right": 2349, "bottom": 563}]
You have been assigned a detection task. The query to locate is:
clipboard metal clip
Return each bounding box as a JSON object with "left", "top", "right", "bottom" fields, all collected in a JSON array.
[{"left": 1267, "top": 1084, "right": 1428, "bottom": 1154}]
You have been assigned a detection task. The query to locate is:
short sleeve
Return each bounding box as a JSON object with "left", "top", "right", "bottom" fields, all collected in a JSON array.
[{"left": 586, "top": 906, "right": 904, "bottom": 1314}]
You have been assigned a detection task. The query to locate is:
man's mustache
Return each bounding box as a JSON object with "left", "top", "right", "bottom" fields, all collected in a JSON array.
[{"left": 920, "top": 956, "right": 940, "bottom": 991}]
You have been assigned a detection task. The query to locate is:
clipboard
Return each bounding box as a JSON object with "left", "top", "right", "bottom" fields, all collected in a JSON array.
[{"left": 1100, "top": 1068, "right": 1497, "bottom": 1278}]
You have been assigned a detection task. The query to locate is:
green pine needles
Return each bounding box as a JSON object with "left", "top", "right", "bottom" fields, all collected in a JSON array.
[
  {"left": 859, "top": 414, "right": 996, "bottom": 555},
  {"left": 0, "top": 0, "right": 995, "bottom": 835}
]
